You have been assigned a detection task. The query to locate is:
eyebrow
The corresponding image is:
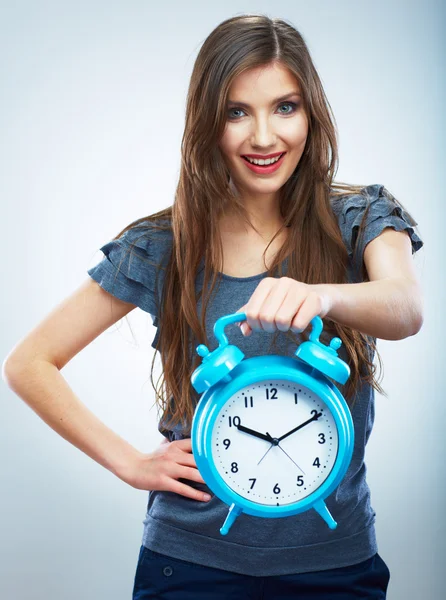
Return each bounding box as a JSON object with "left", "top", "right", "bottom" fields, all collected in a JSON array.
[{"left": 227, "top": 91, "right": 301, "bottom": 108}]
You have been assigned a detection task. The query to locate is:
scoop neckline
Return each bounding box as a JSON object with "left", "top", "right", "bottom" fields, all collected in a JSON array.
[
  {"left": 217, "top": 270, "right": 269, "bottom": 281},
  {"left": 197, "top": 256, "right": 288, "bottom": 282},
  {"left": 217, "top": 256, "right": 289, "bottom": 281}
]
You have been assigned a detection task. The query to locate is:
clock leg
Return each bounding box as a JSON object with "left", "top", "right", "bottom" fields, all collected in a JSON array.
[
  {"left": 313, "top": 500, "right": 337, "bottom": 530},
  {"left": 220, "top": 503, "right": 243, "bottom": 536}
]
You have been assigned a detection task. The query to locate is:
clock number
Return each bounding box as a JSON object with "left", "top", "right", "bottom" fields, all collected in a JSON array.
[
  {"left": 249, "top": 478, "right": 256, "bottom": 490},
  {"left": 265, "top": 388, "right": 278, "bottom": 400},
  {"left": 243, "top": 396, "right": 254, "bottom": 408},
  {"left": 228, "top": 416, "right": 241, "bottom": 428},
  {"left": 273, "top": 483, "right": 281, "bottom": 495},
  {"left": 313, "top": 457, "right": 321, "bottom": 468},
  {"left": 318, "top": 433, "right": 326, "bottom": 444},
  {"left": 294, "top": 393, "right": 298, "bottom": 405},
  {"left": 296, "top": 475, "right": 304, "bottom": 487},
  {"left": 231, "top": 462, "right": 239, "bottom": 473},
  {"left": 223, "top": 439, "right": 231, "bottom": 450},
  {"left": 311, "top": 409, "right": 321, "bottom": 417}
]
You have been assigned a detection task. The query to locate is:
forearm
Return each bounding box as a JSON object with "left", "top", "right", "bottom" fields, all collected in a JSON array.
[
  {"left": 3, "top": 360, "right": 142, "bottom": 480},
  {"left": 317, "top": 277, "right": 424, "bottom": 341}
]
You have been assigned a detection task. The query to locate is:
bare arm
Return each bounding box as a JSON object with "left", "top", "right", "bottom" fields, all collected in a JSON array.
[
  {"left": 4, "top": 359, "right": 144, "bottom": 480},
  {"left": 237, "top": 228, "right": 423, "bottom": 341},
  {"left": 318, "top": 228, "right": 424, "bottom": 340},
  {"left": 2, "top": 278, "right": 142, "bottom": 481},
  {"left": 2, "top": 278, "right": 211, "bottom": 501},
  {"left": 316, "top": 277, "right": 423, "bottom": 340}
]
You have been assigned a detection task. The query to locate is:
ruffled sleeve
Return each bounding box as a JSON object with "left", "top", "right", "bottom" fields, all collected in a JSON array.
[
  {"left": 87, "top": 221, "right": 160, "bottom": 317},
  {"left": 334, "top": 184, "right": 424, "bottom": 281}
]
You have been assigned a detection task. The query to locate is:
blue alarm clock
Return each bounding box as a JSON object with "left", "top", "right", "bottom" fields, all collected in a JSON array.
[{"left": 190, "top": 311, "right": 355, "bottom": 536}]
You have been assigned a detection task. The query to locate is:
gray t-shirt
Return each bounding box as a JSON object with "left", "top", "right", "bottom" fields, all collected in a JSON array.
[{"left": 87, "top": 183, "right": 423, "bottom": 576}]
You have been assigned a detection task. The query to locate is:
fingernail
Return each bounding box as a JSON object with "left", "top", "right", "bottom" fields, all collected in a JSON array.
[{"left": 203, "top": 494, "right": 211, "bottom": 501}]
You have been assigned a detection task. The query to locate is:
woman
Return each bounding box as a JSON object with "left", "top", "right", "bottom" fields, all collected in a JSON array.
[{"left": 3, "top": 14, "right": 424, "bottom": 599}]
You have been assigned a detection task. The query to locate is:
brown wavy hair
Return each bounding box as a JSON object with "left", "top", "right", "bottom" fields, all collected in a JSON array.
[{"left": 105, "top": 14, "right": 421, "bottom": 436}]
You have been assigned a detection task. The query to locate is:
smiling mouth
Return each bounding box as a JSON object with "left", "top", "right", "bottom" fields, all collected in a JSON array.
[{"left": 242, "top": 152, "right": 286, "bottom": 165}]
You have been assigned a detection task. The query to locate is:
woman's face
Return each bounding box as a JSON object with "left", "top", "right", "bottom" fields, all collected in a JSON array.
[{"left": 218, "top": 62, "right": 309, "bottom": 203}]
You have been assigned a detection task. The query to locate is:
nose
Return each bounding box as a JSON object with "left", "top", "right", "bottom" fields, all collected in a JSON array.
[{"left": 250, "top": 115, "right": 277, "bottom": 149}]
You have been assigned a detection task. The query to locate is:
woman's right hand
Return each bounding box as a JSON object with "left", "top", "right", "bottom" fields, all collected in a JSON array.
[{"left": 118, "top": 437, "right": 212, "bottom": 502}]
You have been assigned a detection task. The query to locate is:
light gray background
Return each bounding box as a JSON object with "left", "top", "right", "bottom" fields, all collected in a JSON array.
[{"left": 0, "top": 1, "right": 443, "bottom": 598}]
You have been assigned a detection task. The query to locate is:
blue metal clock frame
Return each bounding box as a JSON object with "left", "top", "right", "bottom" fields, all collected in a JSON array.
[{"left": 191, "top": 311, "right": 354, "bottom": 536}]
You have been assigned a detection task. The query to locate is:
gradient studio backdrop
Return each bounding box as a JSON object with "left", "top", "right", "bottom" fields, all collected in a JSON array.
[{"left": 0, "top": 1, "right": 443, "bottom": 599}]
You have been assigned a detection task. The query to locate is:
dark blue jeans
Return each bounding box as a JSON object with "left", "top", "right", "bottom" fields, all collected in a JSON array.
[{"left": 132, "top": 545, "right": 390, "bottom": 599}]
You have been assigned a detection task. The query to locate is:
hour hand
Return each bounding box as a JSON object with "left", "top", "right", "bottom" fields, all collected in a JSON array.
[{"left": 236, "top": 423, "right": 272, "bottom": 443}]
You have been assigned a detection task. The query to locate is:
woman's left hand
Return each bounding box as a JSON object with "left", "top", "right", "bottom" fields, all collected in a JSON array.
[{"left": 235, "top": 277, "right": 337, "bottom": 336}]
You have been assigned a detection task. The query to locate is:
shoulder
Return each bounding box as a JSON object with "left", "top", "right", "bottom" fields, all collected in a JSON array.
[
  {"left": 102, "top": 217, "right": 174, "bottom": 276},
  {"left": 330, "top": 183, "right": 390, "bottom": 220},
  {"left": 87, "top": 217, "right": 173, "bottom": 316},
  {"left": 329, "top": 183, "right": 423, "bottom": 279},
  {"left": 115, "top": 217, "right": 173, "bottom": 255},
  {"left": 329, "top": 183, "right": 422, "bottom": 247}
]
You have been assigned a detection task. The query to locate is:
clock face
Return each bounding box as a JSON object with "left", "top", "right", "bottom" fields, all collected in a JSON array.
[{"left": 211, "top": 378, "right": 338, "bottom": 506}]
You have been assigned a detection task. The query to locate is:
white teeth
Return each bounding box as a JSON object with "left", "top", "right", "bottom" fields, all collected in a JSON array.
[{"left": 245, "top": 154, "right": 283, "bottom": 165}]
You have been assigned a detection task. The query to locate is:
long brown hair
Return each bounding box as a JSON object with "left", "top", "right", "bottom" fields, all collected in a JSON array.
[{"left": 106, "top": 14, "right": 421, "bottom": 436}]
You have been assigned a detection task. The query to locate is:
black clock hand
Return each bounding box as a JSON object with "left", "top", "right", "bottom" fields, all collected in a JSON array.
[
  {"left": 236, "top": 425, "right": 278, "bottom": 466},
  {"left": 236, "top": 424, "right": 272, "bottom": 443},
  {"left": 278, "top": 411, "right": 323, "bottom": 442}
]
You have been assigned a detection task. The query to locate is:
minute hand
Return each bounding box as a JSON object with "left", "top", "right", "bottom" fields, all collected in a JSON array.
[{"left": 278, "top": 411, "right": 323, "bottom": 442}]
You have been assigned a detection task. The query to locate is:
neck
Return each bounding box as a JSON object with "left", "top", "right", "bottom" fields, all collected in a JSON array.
[
  {"left": 223, "top": 177, "right": 287, "bottom": 239},
  {"left": 219, "top": 212, "right": 286, "bottom": 241}
]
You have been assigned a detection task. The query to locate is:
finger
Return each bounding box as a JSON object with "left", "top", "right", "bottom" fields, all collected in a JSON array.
[
  {"left": 161, "top": 451, "right": 203, "bottom": 481},
  {"left": 176, "top": 451, "right": 202, "bottom": 471},
  {"left": 178, "top": 464, "right": 207, "bottom": 485},
  {"left": 244, "top": 278, "right": 276, "bottom": 332},
  {"left": 290, "top": 292, "right": 323, "bottom": 332},
  {"left": 241, "top": 322, "right": 252, "bottom": 336},
  {"left": 234, "top": 305, "right": 246, "bottom": 322},
  {"left": 256, "top": 278, "right": 295, "bottom": 333},
  {"left": 167, "top": 440, "right": 193, "bottom": 460},
  {"left": 172, "top": 437, "right": 193, "bottom": 451},
  {"left": 169, "top": 439, "right": 203, "bottom": 469},
  {"left": 166, "top": 477, "right": 212, "bottom": 502},
  {"left": 235, "top": 306, "right": 250, "bottom": 335},
  {"left": 274, "top": 286, "right": 308, "bottom": 332}
]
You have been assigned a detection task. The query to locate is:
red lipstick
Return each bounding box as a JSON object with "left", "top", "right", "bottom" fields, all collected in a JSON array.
[
  {"left": 242, "top": 151, "right": 284, "bottom": 159},
  {"left": 241, "top": 152, "right": 286, "bottom": 174}
]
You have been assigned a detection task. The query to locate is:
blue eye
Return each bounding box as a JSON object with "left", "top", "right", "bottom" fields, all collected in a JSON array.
[
  {"left": 227, "top": 102, "right": 299, "bottom": 120},
  {"left": 227, "top": 108, "right": 244, "bottom": 119},
  {"left": 278, "top": 102, "right": 297, "bottom": 115}
]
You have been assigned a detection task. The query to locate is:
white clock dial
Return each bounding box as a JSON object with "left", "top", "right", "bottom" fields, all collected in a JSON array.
[{"left": 211, "top": 378, "right": 338, "bottom": 506}]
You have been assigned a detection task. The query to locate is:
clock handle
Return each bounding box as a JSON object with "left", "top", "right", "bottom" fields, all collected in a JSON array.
[
  {"left": 213, "top": 311, "right": 249, "bottom": 347},
  {"left": 214, "top": 312, "right": 325, "bottom": 347},
  {"left": 308, "top": 315, "right": 324, "bottom": 342}
]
